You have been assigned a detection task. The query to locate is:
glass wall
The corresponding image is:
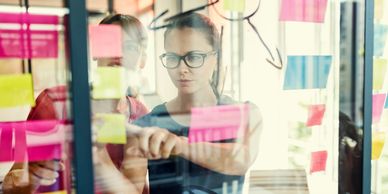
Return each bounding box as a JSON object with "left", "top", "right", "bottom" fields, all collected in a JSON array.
[
  {"left": 371, "top": 0, "right": 388, "bottom": 193},
  {"left": 0, "top": 0, "right": 377, "bottom": 194}
]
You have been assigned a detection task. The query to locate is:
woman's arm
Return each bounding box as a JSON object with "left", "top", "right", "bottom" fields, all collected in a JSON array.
[
  {"left": 120, "top": 136, "right": 148, "bottom": 194},
  {"left": 178, "top": 104, "right": 263, "bottom": 175}
]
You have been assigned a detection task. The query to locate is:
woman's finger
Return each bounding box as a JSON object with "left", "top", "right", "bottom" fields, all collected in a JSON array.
[{"left": 149, "top": 131, "right": 167, "bottom": 157}]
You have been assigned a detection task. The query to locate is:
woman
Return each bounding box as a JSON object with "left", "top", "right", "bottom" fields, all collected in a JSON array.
[
  {"left": 124, "top": 13, "right": 263, "bottom": 194},
  {"left": 2, "top": 14, "right": 149, "bottom": 194}
]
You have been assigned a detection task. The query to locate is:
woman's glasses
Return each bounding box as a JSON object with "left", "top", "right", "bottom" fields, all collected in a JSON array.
[{"left": 159, "top": 51, "right": 217, "bottom": 69}]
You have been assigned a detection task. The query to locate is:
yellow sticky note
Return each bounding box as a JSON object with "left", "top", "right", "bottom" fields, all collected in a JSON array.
[
  {"left": 224, "top": 0, "right": 245, "bottom": 12},
  {"left": 40, "top": 190, "right": 67, "bottom": 194},
  {"left": 0, "top": 74, "right": 35, "bottom": 108},
  {"left": 373, "top": 59, "right": 387, "bottom": 91},
  {"left": 96, "top": 113, "right": 126, "bottom": 144},
  {"left": 372, "top": 131, "right": 386, "bottom": 160},
  {"left": 92, "top": 67, "right": 125, "bottom": 99}
]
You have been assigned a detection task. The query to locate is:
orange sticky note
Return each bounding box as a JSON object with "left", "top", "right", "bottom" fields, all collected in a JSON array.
[
  {"left": 306, "top": 104, "right": 326, "bottom": 127},
  {"left": 223, "top": 0, "right": 245, "bottom": 12},
  {"left": 373, "top": 59, "right": 387, "bottom": 90},
  {"left": 372, "top": 131, "right": 385, "bottom": 160},
  {"left": 310, "top": 150, "right": 327, "bottom": 173},
  {"left": 89, "top": 25, "right": 122, "bottom": 58},
  {"left": 0, "top": 74, "right": 35, "bottom": 108}
]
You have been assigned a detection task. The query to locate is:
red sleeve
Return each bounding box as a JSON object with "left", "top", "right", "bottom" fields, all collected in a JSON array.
[
  {"left": 127, "top": 97, "right": 149, "bottom": 121},
  {"left": 27, "top": 89, "right": 57, "bottom": 120}
]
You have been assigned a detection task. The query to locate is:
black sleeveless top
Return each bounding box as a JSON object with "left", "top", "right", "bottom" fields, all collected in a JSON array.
[{"left": 134, "top": 96, "right": 245, "bottom": 194}]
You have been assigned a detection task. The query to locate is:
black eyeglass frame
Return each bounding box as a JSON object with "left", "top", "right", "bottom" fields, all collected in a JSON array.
[{"left": 159, "top": 51, "right": 217, "bottom": 69}]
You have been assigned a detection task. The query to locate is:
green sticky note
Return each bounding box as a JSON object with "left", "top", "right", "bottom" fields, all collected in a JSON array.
[
  {"left": 96, "top": 113, "right": 127, "bottom": 144},
  {"left": 373, "top": 59, "right": 387, "bottom": 91},
  {"left": 92, "top": 67, "right": 125, "bottom": 99},
  {"left": 224, "top": 0, "right": 245, "bottom": 12},
  {"left": 0, "top": 74, "right": 35, "bottom": 108}
]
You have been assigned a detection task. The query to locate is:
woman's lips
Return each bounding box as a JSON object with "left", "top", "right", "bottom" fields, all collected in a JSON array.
[{"left": 178, "top": 80, "right": 193, "bottom": 86}]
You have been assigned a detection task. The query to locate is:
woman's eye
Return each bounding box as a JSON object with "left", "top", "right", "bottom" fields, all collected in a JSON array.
[
  {"left": 166, "top": 55, "right": 179, "bottom": 63},
  {"left": 186, "top": 54, "right": 202, "bottom": 62}
]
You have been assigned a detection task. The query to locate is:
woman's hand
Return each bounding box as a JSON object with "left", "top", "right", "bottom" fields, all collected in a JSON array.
[
  {"left": 126, "top": 127, "right": 187, "bottom": 160},
  {"left": 2, "top": 160, "right": 64, "bottom": 194}
]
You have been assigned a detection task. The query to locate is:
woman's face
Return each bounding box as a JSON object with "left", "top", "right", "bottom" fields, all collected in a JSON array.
[
  {"left": 97, "top": 24, "right": 145, "bottom": 70},
  {"left": 164, "top": 27, "right": 217, "bottom": 94}
]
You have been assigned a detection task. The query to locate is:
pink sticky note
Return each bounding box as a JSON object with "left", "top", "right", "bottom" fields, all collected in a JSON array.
[
  {"left": 310, "top": 150, "right": 327, "bottom": 173},
  {"left": 373, "top": 93, "right": 387, "bottom": 124},
  {"left": 0, "top": 126, "right": 13, "bottom": 162},
  {"left": 0, "top": 120, "right": 65, "bottom": 162},
  {"left": 89, "top": 25, "right": 122, "bottom": 58},
  {"left": 306, "top": 104, "right": 326, "bottom": 127},
  {"left": 0, "top": 29, "right": 58, "bottom": 58},
  {"left": 279, "top": 0, "right": 328, "bottom": 23},
  {"left": 0, "top": 12, "right": 59, "bottom": 25},
  {"left": 188, "top": 104, "right": 249, "bottom": 143}
]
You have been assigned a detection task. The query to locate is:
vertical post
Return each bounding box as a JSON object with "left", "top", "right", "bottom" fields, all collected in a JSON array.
[
  {"left": 362, "top": 0, "right": 373, "bottom": 193},
  {"left": 108, "top": 0, "right": 114, "bottom": 14},
  {"left": 65, "top": 0, "right": 94, "bottom": 193}
]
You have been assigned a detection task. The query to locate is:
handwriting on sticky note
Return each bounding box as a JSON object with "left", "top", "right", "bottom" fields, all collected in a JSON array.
[
  {"left": 89, "top": 25, "right": 122, "bottom": 58},
  {"left": 280, "top": 0, "right": 328, "bottom": 23},
  {"left": 188, "top": 104, "right": 249, "bottom": 143},
  {"left": 223, "top": 0, "right": 245, "bottom": 12},
  {"left": 283, "top": 56, "right": 332, "bottom": 90},
  {"left": 373, "top": 59, "right": 387, "bottom": 91},
  {"left": 92, "top": 67, "right": 126, "bottom": 99},
  {"left": 373, "top": 93, "right": 387, "bottom": 124},
  {"left": 0, "top": 12, "right": 59, "bottom": 59},
  {"left": 0, "top": 74, "right": 35, "bottom": 108},
  {"left": 372, "top": 131, "right": 385, "bottom": 160},
  {"left": 310, "top": 150, "right": 327, "bottom": 173},
  {"left": 95, "top": 113, "right": 127, "bottom": 144},
  {"left": 306, "top": 104, "right": 326, "bottom": 127}
]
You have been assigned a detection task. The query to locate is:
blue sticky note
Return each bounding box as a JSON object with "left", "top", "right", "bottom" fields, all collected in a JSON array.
[
  {"left": 374, "top": 24, "right": 388, "bottom": 57},
  {"left": 385, "top": 95, "right": 388, "bottom": 109},
  {"left": 283, "top": 56, "right": 332, "bottom": 90}
]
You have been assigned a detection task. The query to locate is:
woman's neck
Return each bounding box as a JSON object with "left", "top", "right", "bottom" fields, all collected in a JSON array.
[{"left": 171, "top": 86, "right": 217, "bottom": 113}]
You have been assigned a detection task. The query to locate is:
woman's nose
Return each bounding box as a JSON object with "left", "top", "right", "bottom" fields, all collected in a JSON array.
[{"left": 177, "top": 59, "right": 189, "bottom": 73}]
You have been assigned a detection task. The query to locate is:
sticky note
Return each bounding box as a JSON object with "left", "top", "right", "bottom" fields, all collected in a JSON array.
[
  {"left": 188, "top": 104, "right": 249, "bottom": 143},
  {"left": 373, "top": 93, "right": 387, "bottom": 124},
  {"left": 306, "top": 104, "right": 326, "bottom": 127},
  {"left": 374, "top": 24, "right": 388, "bottom": 57},
  {"left": 92, "top": 67, "right": 126, "bottom": 99},
  {"left": 95, "top": 113, "right": 127, "bottom": 144},
  {"left": 372, "top": 131, "right": 385, "bottom": 160},
  {"left": 373, "top": 59, "right": 387, "bottom": 90},
  {"left": 0, "top": 12, "right": 59, "bottom": 25},
  {"left": 280, "top": 0, "right": 328, "bottom": 23},
  {"left": 386, "top": 95, "right": 388, "bottom": 109},
  {"left": 0, "top": 74, "right": 35, "bottom": 108},
  {"left": 283, "top": 56, "right": 332, "bottom": 90},
  {"left": 223, "top": 0, "right": 245, "bottom": 12},
  {"left": 89, "top": 25, "right": 122, "bottom": 58},
  {"left": 0, "top": 120, "right": 65, "bottom": 162},
  {"left": 40, "top": 191, "right": 67, "bottom": 194},
  {"left": 310, "top": 150, "right": 327, "bottom": 173},
  {"left": 375, "top": 0, "right": 386, "bottom": 21}
]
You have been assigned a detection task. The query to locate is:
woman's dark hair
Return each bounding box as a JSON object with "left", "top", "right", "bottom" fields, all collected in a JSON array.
[
  {"left": 164, "top": 13, "right": 222, "bottom": 99},
  {"left": 100, "top": 14, "right": 148, "bottom": 48}
]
